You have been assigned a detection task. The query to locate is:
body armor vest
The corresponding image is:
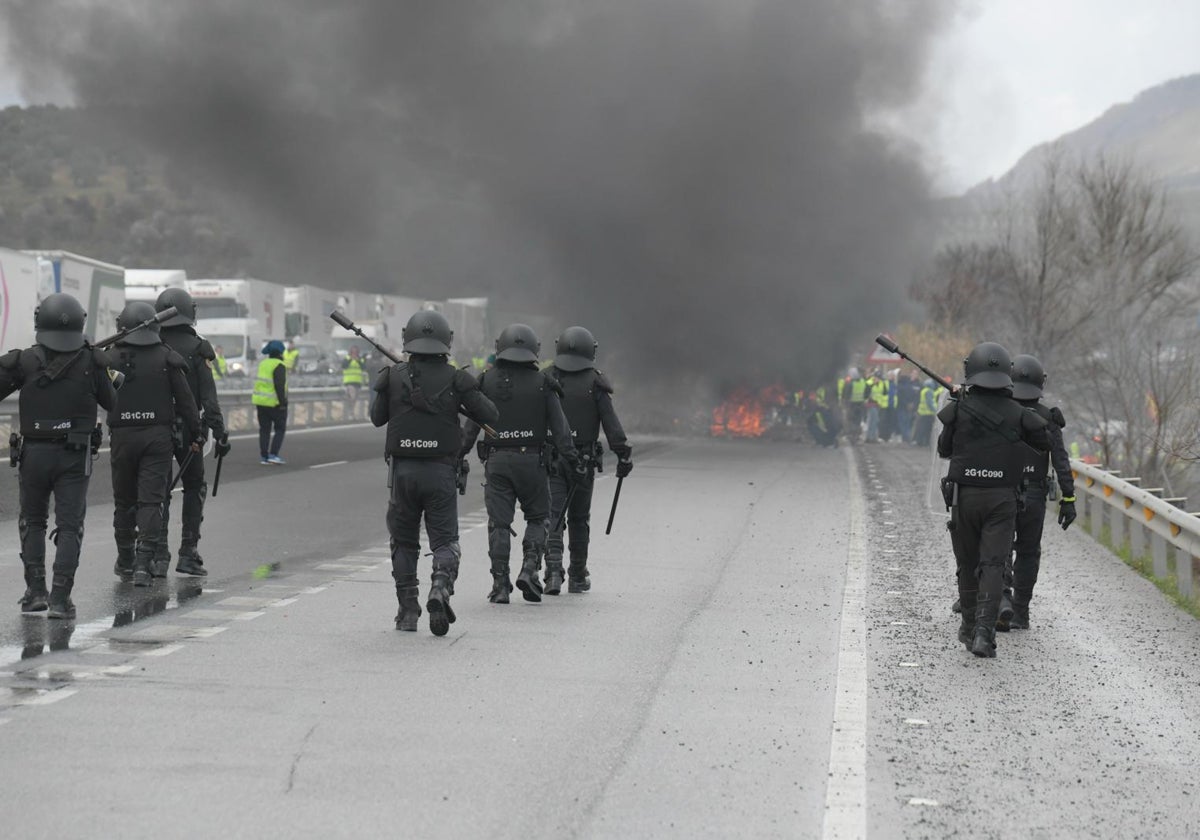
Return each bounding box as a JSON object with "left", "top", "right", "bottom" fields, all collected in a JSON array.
[
  {"left": 1019, "top": 401, "right": 1054, "bottom": 486},
  {"left": 17, "top": 347, "right": 100, "bottom": 439},
  {"left": 480, "top": 365, "right": 548, "bottom": 447},
  {"left": 385, "top": 361, "right": 463, "bottom": 458},
  {"left": 556, "top": 370, "right": 601, "bottom": 445},
  {"left": 109, "top": 344, "right": 176, "bottom": 428},
  {"left": 944, "top": 392, "right": 1027, "bottom": 488},
  {"left": 161, "top": 328, "right": 207, "bottom": 400}
]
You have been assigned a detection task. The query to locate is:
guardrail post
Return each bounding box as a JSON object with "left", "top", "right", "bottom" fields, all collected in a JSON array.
[
  {"left": 1151, "top": 533, "right": 1168, "bottom": 578},
  {"left": 1090, "top": 495, "right": 1104, "bottom": 539},
  {"left": 1179, "top": 554, "right": 1195, "bottom": 599},
  {"left": 1129, "top": 517, "right": 1145, "bottom": 562},
  {"left": 1110, "top": 498, "right": 1125, "bottom": 552}
]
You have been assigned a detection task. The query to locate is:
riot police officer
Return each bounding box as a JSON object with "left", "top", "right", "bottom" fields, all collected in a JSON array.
[
  {"left": 0, "top": 294, "right": 117, "bottom": 619},
  {"left": 545, "top": 326, "right": 632, "bottom": 594},
  {"left": 461, "top": 324, "right": 579, "bottom": 604},
  {"left": 108, "top": 302, "right": 201, "bottom": 587},
  {"left": 370, "top": 311, "right": 498, "bottom": 636},
  {"left": 1000, "top": 355, "right": 1076, "bottom": 631},
  {"left": 154, "top": 288, "right": 231, "bottom": 577},
  {"left": 937, "top": 342, "right": 1049, "bottom": 658}
]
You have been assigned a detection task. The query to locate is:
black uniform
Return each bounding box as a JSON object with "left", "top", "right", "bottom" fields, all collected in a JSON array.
[
  {"left": 1009, "top": 400, "right": 1074, "bottom": 623},
  {"left": 461, "top": 361, "right": 578, "bottom": 603},
  {"left": 371, "top": 354, "right": 498, "bottom": 633},
  {"left": 937, "top": 388, "right": 1049, "bottom": 656},
  {"left": 546, "top": 366, "right": 630, "bottom": 592},
  {"left": 109, "top": 340, "right": 200, "bottom": 586},
  {"left": 0, "top": 343, "right": 116, "bottom": 614},
  {"left": 157, "top": 325, "right": 226, "bottom": 574}
]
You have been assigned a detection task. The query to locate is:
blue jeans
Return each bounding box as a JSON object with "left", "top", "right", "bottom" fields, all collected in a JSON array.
[{"left": 865, "top": 405, "right": 880, "bottom": 442}]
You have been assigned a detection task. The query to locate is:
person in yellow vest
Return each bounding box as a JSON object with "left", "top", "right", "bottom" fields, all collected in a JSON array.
[
  {"left": 342, "top": 345, "right": 368, "bottom": 400},
  {"left": 253, "top": 340, "right": 289, "bottom": 465},
  {"left": 912, "top": 378, "right": 940, "bottom": 446},
  {"left": 211, "top": 345, "right": 228, "bottom": 381},
  {"left": 864, "top": 369, "right": 886, "bottom": 443},
  {"left": 840, "top": 368, "right": 868, "bottom": 443},
  {"left": 282, "top": 339, "right": 301, "bottom": 373}
]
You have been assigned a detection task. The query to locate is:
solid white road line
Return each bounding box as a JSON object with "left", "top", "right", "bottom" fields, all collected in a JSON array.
[
  {"left": 309, "top": 460, "right": 348, "bottom": 469},
  {"left": 822, "top": 446, "right": 869, "bottom": 840}
]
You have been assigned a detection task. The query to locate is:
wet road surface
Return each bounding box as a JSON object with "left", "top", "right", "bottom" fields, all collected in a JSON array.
[{"left": 0, "top": 432, "right": 1198, "bottom": 838}]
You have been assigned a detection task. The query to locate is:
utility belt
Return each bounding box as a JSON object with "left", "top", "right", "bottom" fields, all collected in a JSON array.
[
  {"left": 554, "top": 441, "right": 604, "bottom": 473},
  {"left": 941, "top": 478, "right": 1026, "bottom": 532},
  {"left": 477, "top": 440, "right": 551, "bottom": 466},
  {"left": 11, "top": 429, "right": 97, "bottom": 476}
]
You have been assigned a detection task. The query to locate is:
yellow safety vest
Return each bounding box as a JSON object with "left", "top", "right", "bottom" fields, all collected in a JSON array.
[
  {"left": 343, "top": 358, "right": 367, "bottom": 386},
  {"left": 871, "top": 378, "right": 889, "bottom": 408},
  {"left": 849, "top": 379, "right": 867, "bottom": 403},
  {"left": 212, "top": 356, "right": 227, "bottom": 380},
  {"left": 917, "top": 386, "right": 938, "bottom": 416},
  {"left": 282, "top": 349, "right": 300, "bottom": 371},
  {"left": 252, "top": 358, "right": 286, "bottom": 407}
]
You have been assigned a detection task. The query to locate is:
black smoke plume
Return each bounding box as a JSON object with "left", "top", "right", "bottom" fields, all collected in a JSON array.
[{"left": 2, "top": 1, "right": 951, "bottom": 390}]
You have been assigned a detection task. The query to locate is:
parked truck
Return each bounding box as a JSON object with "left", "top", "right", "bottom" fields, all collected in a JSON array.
[
  {"left": 187, "top": 278, "right": 286, "bottom": 339},
  {"left": 0, "top": 247, "right": 46, "bottom": 351},
  {"left": 195, "top": 317, "right": 267, "bottom": 379},
  {"left": 25, "top": 250, "right": 125, "bottom": 342},
  {"left": 285, "top": 285, "right": 339, "bottom": 350},
  {"left": 125, "top": 269, "right": 188, "bottom": 303}
]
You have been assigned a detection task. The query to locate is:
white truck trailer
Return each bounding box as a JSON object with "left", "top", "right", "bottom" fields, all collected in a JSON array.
[
  {"left": 188, "top": 278, "right": 286, "bottom": 340},
  {"left": 0, "top": 247, "right": 47, "bottom": 351},
  {"left": 25, "top": 250, "right": 125, "bottom": 342},
  {"left": 125, "top": 269, "right": 188, "bottom": 303},
  {"left": 285, "top": 285, "right": 340, "bottom": 350}
]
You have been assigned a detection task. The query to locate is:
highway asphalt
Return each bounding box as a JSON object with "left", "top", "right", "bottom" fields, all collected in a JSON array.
[{"left": 0, "top": 431, "right": 1197, "bottom": 838}]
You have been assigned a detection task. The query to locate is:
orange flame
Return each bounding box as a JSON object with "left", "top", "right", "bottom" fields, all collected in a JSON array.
[{"left": 711, "top": 385, "right": 788, "bottom": 438}]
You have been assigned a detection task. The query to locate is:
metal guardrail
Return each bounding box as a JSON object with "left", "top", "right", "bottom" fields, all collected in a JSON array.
[
  {"left": 0, "top": 386, "right": 372, "bottom": 436},
  {"left": 1072, "top": 459, "right": 1198, "bottom": 602}
]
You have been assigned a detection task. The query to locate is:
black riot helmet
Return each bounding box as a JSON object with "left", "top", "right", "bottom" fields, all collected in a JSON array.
[
  {"left": 495, "top": 323, "right": 540, "bottom": 363},
  {"left": 402, "top": 310, "right": 454, "bottom": 355},
  {"left": 155, "top": 287, "right": 197, "bottom": 327},
  {"left": 116, "top": 301, "right": 162, "bottom": 346},
  {"left": 554, "top": 326, "right": 598, "bottom": 372},
  {"left": 1011, "top": 354, "right": 1046, "bottom": 400},
  {"left": 34, "top": 293, "right": 88, "bottom": 352},
  {"left": 962, "top": 342, "right": 1013, "bottom": 389}
]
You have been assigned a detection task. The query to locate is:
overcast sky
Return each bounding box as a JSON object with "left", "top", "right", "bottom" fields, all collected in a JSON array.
[
  {"left": 1, "top": 2, "right": 1197, "bottom": 196},
  {"left": 917, "top": 0, "right": 1200, "bottom": 193}
]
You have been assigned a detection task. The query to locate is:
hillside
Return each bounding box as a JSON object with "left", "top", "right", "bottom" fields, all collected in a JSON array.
[
  {"left": 0, "top": 105, "right": 250, "bottom": 273},
  {"left": 940, "top": 74, "right": 1200, "bottom": 243}
]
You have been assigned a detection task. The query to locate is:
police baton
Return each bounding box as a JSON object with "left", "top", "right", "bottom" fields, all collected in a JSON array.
[
  {"left": 167, "top": 447, "right": 196, "bottom": 496},
  {"left": 605, "top": 476, "right": 624, "bottom": 535},
  {"left": 211, "top": 448, "right": 226, "bottom": 497},
  {"left": 552, "top": 482, "right": 578, "bottom": 533}
]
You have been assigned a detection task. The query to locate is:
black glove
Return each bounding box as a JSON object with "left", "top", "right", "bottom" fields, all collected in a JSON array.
[
  {"left": 616, "top": 458, "right": 633, "bottom": 479},
  {"left": 1058, "top": 498, "right": 1076, "bottom": 530},
  {"left": 214, "top": 433, "right": 232, "bottom": 458},
  {"left": 456, "top": 460, "right": 469, "bottom": 495}
]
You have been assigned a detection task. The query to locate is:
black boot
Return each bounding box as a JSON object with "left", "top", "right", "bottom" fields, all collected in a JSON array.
[
  {"left": 114, "top": 533, "right": 135, "bottom": 582},
  {"left": 567, "top": 559, "right": 591, "bottom": 593},
  {"left": 395, "top": 585, "right": 421, "bottom": 632},
  {"left": 151, "top": 542, "right": 171, "bottom": 578},
  {"left": 19, "top": 569, "right": 49, "bottom": 613},
  {"left": 957, "top": 589, "right": 977, "bottom": 648},
  {"left": 515, "top": 544, "right": 543, "bottom": 603},
  {"left": 972, "top": 588, "right": 997, "bottom": 657},
  {"left": 176, "top": 544, "right": 207, "bottom": 577},
  {"left": 426, "top": 574, "right": 455, "bottom": 637},
  {"left": 1010, "top": 589, "right": 1032, "bottom": 630},
  {"left": 47, "top": 574, "right": 76, "bottom": 620},
  {"left": 543, "top": 558, "right": 564, "bottom": 596},
  {"left": 996, "top": 589, "right": 1014, "bottom": 632},
  {"left": 132, "top": 540, "right": 154, "bottom": 588},
  {"left": 488, "top": 560, "right": 511, "bottom": 604},
  {"left": 951, "top": 598, "right": 961, "bottom": 613}
]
